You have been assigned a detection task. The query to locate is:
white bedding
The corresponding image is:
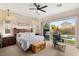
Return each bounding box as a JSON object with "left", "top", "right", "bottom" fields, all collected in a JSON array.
[{"left": 16, "top": 32, "right": 44, "bottom": 51}]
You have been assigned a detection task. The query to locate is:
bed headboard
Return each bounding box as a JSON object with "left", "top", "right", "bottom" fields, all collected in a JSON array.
[{"left": 13, "top": 28, "right": 32, "bottom": 37}]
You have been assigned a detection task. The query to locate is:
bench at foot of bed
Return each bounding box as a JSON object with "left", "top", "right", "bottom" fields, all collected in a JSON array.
[{"left": 31, "top": 41, "right": 46, "bottom": 53}]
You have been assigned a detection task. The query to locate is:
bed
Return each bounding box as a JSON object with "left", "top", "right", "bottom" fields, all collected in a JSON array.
[{"left": 13, "top": 28, "right": 45, "bottom": 51}]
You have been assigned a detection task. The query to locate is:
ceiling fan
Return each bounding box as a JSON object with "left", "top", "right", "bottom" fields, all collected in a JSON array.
[{"left": 29, "top": 3, "right": 48, "bottom": 12}]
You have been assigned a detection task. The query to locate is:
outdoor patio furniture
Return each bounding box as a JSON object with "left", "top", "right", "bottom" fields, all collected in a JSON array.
[{"left": 57, "top": 42, "right": 66, "bottom": 51}]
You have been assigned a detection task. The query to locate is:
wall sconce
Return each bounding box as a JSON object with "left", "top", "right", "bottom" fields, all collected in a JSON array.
[{"left": 7, "top": 9, "right": 10, "bottom": 16}]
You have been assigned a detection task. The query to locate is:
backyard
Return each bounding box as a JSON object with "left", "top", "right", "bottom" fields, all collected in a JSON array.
[
  {"left": 61, "top": 35, "right": 75, "bottom": 45},
  {"left": 50, "top": 17, "right": 76, "bottom": 45},
  {"left": 65, "top": 40, "right": 75, "bottom": 45}
]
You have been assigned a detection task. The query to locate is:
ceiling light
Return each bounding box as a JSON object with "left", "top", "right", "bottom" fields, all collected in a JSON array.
[
  {"left": 56, "top": 4, "right": 62, "bottom": 8},
  {"left": 36, "top": 10, "right": 40, "bottom": 15}
]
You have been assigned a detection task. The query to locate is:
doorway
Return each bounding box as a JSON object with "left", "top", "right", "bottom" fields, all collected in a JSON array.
[
  {"left": 43, "top": 22, "right": 50, "bottom": 40},
  {"left": 49, "top": 16, "right": 76, "bottom": 46}
]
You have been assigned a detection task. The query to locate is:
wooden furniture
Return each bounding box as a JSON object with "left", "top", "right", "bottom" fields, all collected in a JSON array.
[
  {"left": 31, "top": 41, "right": 46, "bottom": 53},
  {"left": 0, "top": 39, "right": 3, "bottom": 48},
  {"left": 13, "top": 28, "right": 33, "bottom": 50},
  {"left": 13, "top": 28, "right": 45, "bottom": 51},
  {"left": 0, "top": 34, "right": 3, "bottom": 48},
  {"left": 2, "top": 36, "right": 16, "bottom": 47},
  {"left": 13, "top": 28, "right": 32, "bottom": 37}
]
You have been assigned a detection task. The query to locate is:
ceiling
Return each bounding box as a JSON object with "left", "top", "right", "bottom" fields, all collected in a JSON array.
[{"left": 0, "top": 3, "right": 79, "bottom": 19}]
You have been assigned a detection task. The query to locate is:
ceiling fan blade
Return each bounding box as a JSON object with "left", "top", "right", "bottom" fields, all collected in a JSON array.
[
  {"left": 40, "top": 5, "right": 47, "bottom": 9},
  {"left": 29, "top": 8, "right": 37, "bottom": 10},
  {"left": 40, "top": 9, "right": 46, "bottom": 12},
  {"left": 33, "top": 3, "right": 38, "bottom": 8}
]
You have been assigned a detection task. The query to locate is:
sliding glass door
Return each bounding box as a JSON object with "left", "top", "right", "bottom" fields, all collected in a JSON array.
[{"left": 50, "top": 16, "right": 76, "bottom": 46}]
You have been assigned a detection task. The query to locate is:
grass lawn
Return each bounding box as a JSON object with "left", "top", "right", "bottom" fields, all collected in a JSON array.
[{"left": 65, "top": 39, "right": 75, "bottom": 45}]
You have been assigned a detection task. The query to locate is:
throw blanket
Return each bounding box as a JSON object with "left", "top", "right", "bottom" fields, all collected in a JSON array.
[{"left": 16, "top": 32, "right": 44, "bottom": 51}]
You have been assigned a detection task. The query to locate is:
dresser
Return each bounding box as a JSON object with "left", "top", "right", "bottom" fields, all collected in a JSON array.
[
  {"left": 0, "top": 39, "right": 3, "bottom": 48},
  {"left": 2, "top": 36, "right": 16, "bottom": 47}
]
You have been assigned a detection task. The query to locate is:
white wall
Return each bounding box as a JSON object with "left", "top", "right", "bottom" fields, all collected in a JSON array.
[{"left": 0, "top": 9, "right": 34, "bottom": 37}]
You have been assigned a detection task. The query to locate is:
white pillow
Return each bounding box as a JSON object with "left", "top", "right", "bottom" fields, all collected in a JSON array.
[
  {"left": 17, "top": 32, "right": 23, "bottom": 37},
  {"left": 17, "top": 32, "right": 26, "bottom": 38}
]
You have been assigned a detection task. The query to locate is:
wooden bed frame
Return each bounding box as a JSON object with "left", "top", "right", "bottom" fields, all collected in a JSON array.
[
  {"left": 13, "top": 28, "right": 46, "bottom": 52},
  {"left": 13, "top": 28, "right": 32, "bottom": 37},
  {"left": 13, "top": 28, "right": 32, "bottom": 51}
]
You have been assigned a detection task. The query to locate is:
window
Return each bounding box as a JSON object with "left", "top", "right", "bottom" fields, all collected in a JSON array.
[{"left": 4, "top": 20, "right": 11, "bottom": 34}]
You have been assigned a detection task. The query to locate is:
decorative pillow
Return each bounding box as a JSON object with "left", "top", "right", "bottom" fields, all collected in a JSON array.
[
  {"left": 17, "top": 33, "right": 22, "bottom": 37},
  {"left": 17, "top": 32, "right": 25, "bottom": 37}
]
